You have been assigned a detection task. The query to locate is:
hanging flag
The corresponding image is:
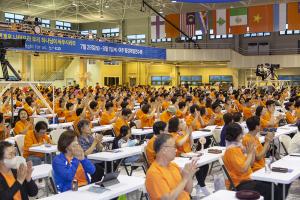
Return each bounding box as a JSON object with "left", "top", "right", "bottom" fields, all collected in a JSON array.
[
  {"left": 186, "top": 12, "right": 196, "bottom": 37},
  {"left": 216, "top": 9, "right": 227, "bottom": 35},
  {"left": 195, "top": 11, "right": 208, "bottom": 34},
  {"left": 229, "top": 7, "right": 247, "bottom": 34},
  {"left": 165, "top": 14, "right": 180, "bottom": 38},
  {"left": 151, "top": 16, "right": 165, "bottom": 40},
  {"left": 274, "top": 3, "right": 287, "bottom": 32},
  {"left": 180, "top": 13, "right": 187, "bottom": 36},
  {"left": 248, "top": 5, "right": 273, "bottom": 33},
  {"left": 287, "top": 2, "right": 300, "bottom": 30}
]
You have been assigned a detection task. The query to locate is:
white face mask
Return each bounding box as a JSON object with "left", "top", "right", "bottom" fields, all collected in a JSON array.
[{"left": 3, "top": 156, "right": 26, "bottom": 169}]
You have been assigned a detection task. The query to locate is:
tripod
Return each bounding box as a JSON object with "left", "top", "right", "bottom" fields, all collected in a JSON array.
[{"left": 0, "top": 49, "right": 22, "bottom": 81}]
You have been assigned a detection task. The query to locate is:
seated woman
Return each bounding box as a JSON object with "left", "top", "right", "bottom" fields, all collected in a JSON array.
[
  {"left": 0, "top": 141, "right": 38, "bottom": 200},
  {"left": 168, "top": 117, "right": 211, "bottom": 197},
  {"left": 223, "top": 123, "right": 289, "bottom": 200},
  {"left": 112, "top": 125, "right": 140, "bottom": 164},
  {"left": 212, "top": 102, "right": 224, "bottom": 126},
  {"left": 113, "top": 108, "right": 133, "bottom": 137},
  {"left": 14, "top": 109, "right": 33, "bottom": 135},
  {"left": 145, "top": 134, "right": 197, "bottom": 200},
  {"left": 52, "top": 130, "right": 95, "bottom": 192},
  {"left": 23, "top": 121, "right": 53, "bottom": 166},
  {"left": 23, "top": 97, "right": 37, "bottom": 116},
  {"left": 77, "top": 119, "right": 104, "bottom": 182},
  {"left": 255, "top": 106, "right": 282, "bottom": 130},
  {"left": 284, "top": 102, "right": 297, "bottom": 124},
  {"left": 0, "top": 113, "right": 9, "bottom": 140}
]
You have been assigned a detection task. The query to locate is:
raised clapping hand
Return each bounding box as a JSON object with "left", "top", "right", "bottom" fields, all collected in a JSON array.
[
  {"left": 17, "top": 163, "right": 27, "bottom": 184},
  {"left": 182, "top": 159, "right": 198, "bottom": 180}
]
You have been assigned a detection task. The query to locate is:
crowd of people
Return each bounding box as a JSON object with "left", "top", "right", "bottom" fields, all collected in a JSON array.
[{"left": 0, "top": 84, "right": 300, "bottom": 200}]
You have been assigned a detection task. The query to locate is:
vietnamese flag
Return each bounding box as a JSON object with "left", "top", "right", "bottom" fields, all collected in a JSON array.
[{"left": 248, "top": 5, "right": 274, "bottom": 33}]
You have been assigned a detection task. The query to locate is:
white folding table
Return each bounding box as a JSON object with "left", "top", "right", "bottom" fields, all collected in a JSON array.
[
  {"left": 91, "top": 125, "right": 113, "bottom": 133},
  {"left": 192, "top": 125, "right": 217, "bottom": 140},
  {"left": 29, "top": 145, "right": 58, "bottom": 163}
]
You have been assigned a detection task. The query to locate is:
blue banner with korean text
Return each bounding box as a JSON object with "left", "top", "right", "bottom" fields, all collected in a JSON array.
[{"left": 0, "top": 31, "right": 166, "bottom": 60}]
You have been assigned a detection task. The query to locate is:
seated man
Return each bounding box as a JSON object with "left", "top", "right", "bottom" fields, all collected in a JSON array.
[
  {"left": 100, "top": 102, "right": 119, "bottom": 125},
  {"left": 23, "top": 121, "right": 53, "bottom": 166},
  {"left": 113, "top": 108, "right": 132, "bottom": 137},
  {"left": 145, "top": 134, "right": 197, "bottom": 200},
  {"left": 220, "top": 113, "right": 233, "bottom": 147}
]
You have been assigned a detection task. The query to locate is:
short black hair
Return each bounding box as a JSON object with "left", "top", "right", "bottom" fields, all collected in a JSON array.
[
  {"left": 153, "top": 121, "right": 167, "bottom": 135},
  {"left": 66, "top": 102, "right": 74, "bottom": 110},
  {"left": 121, "top": 101, "right": 129, "bottom": 109},
  {"left": 35, "top": 121, "right": 48, "bottom": 132},
  {"left": 190, "top": 104, "right": 200, "bottom": 114},
  {"left": 153, "top": 134, "right": 173, "bottom": 153},
  {"left": 232, "top": 112, "right": 242, "bottom": 123},
  {"left": 25, "top": 96, "right": 33, "bottom": 106},
  {"left": 255, "top": 106, "right": 264, "bottom": 117},
  {"left": 285, "top": 102, "right": 293, "bottom": 111},
  {"left": 77, "top": 119, "right": 90, "bottom": 134},
  {"left": 246, "top": 116, "right": 260, "bottom": 131},
  {"left": 212, "top": 102, "right": 221, "bottom": 111},
  {"left": 122, "top": 108, "right": 132, "bottom": 116},
  {"left": 119, "top": 125, "right": 130, "bottom": 139},
  {"left": 57, "top": 131, "right": 76, "bottom": 153},
  {"left": 0, "top": 141, "right": 13, "bottom": 161},
  {"left": 223, "top": 113, "right": 233, "bottom": 125},
  {"left": 76, "top": 108, "right": 84, "bottom": 116},
  {"left": 17, "top": 109, "right": 29, "bottom": 120},
  {"left": 266, "top": 100, "right": 275, "bottom": 107},
  {"left": 105, "top": 102, "right": 114, "bottom": 110},
  {"left": 295, "top": 100, "right": 300, "bottom": 108},
  {"left": 171, "top": 96, "right": 177, "bottom": 104},
  {"left": 225, "top": 123, "right": 243, "bottom": 142},
  {"left": 141, "top": 104, "right": 151, "bottom": 114},
  {"left": 89, "top": 101, "right": 98, "bottom": 110},
  {"left": 178, "top": 102, "right": 186, "bottom": 109},
  {"left": 168, "top": 117, "right": 179, "bottom": 133},
  {"left": 0, "top": 113, "right": 3, "bottom": 124}
]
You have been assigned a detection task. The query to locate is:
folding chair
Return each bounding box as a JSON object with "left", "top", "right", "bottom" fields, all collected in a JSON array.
[
  {"left": 218, "top": 157, "right": 237, "bottom": 191},
  {"left": 14, "top": 134, "right": 25, "bottom": 156}
]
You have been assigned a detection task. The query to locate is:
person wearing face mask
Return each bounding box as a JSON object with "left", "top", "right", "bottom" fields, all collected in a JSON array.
[
  {"left": 0, "top": 141, "right": 38, "bottom": 200},
  {"left": 23, "top": 121, "right": 53, "bottom": 166},
  {"left": 52, "top": 130, "right": 95, "bottom": 192},
  {"left": 14, "top": 109, "right": 33, "bottom": 135},
  {"left": 223, "top": 123, "right": 288, "bottom": 200},
  {"left": 243, "top": 116, "right": 274, "bottom": 172},
  {"left": 145, "top": 121, "right": 167, "bottom": 166}
]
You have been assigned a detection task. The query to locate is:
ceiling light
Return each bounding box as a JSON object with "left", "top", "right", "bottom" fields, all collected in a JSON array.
[
  {"left": 159, "top": 7, "right": 163, "bottom": 14},
  {"left": 104, "top": 2, "right": 109, "bottom": 8},
  {"left": 171, "top": 0, "right": 177, "bottom": 2}
]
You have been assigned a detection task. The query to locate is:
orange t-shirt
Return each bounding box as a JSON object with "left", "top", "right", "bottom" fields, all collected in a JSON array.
[
  {"left": 113, "top": 117, "right": 127, "bottom": 137},
  {"left": 286, "top": 111, "right": 296, "bottom": 124},
  {"left": 66, "top": 157, "right": 88, "bottom": 187},
  {"left": 162, "top": 101, "right": 170, "bottom": 111},
  {"left": 214, "top": 113, "right": 224, "bottom": 126},
  {"left": 260, "top": 117, "right": 269, "bottom": 130},
  {"left": 242, "top": 133, "right": 265, "bottom": 172},
  {"left": 135, "top": 109, "right": 144, "bottom": 120},
  {"left": 140, "top": 113, "right": 155, "bottom": 128},
  {"left": 100, "top": 111, "right": 115, "bottom": 125},
  {"left": 160, "top": 111, "right": 172, "bottom": 123},
  {"left": 64, "top": 110, "right": 77, "bottom": 122},
  {"left": 1, "top": 172, "right": 21, "bottom": 200},
  {"left": 145, "top": 161, "right": 190, "bottom": 200},
  {"left": 296, "top": 108, "right": 300, "bottom": 120},
  {"left": 0, "top": 124, "right": 9, "bottom": 140},
  {"left": 23, "top": 130, "right": 51, "bottom": 158},
  {"left": 223, "top": 146, "right": 252, "bottom": 188},
  {"left": 206, "top": 107, "right": 214, "bottom": 119},
  {"left": 14, "top": 120, "right": 33, "bottom": 135},
  {"left": 23, "top": 103, "right": 34, "bottom": 116},
  {"left": 185, "top": 115, "right": 201, "bottom": 131},
  {"left": 176, "top": 110, "right": 184, "bottom": 119},
  {"left": 145, "top": 136, "right": 156, "bottom": 166},
  {"left": 171, "top": 132, "right": 192, "bottom": 156},
  {"left": 243, "top": 107, "right": 253, "bottom": 120}
]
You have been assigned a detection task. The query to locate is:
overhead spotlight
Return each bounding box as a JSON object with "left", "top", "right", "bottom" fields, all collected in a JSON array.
[
  {"left": 72, "top": 0, "right": 77, "bottom": 6},
  {"left": 159, "top": 7, "right": 163, "bottom": 14},
  {"left": 171, "top": 0, "right": 177, "bottom": 2},
  {"left": 104, "top": 1, "right": 109, "bottom": 8}
]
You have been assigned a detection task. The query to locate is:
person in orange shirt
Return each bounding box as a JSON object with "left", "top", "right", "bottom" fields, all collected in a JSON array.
[
  {"left": 237, "top": 96, "right": 246, "bottom": 112},
  {"left": 205, "top": 98, "right": 214, "bottom": 120},
  {"left": 23, "top": 96, "right": 37, "bottom": 116},
  {"left": 243, "top": 116, "right": 274, "bottom": 172},
  {"left": 176, "top": 102, "right": 188, "bottom": 119},
  {"left": 0, "top": 141, "right": 38, "bottom": 199},
  {"left": 63, "top": 102, "right": 78, "bottom": 122},
  {"left": 145, "top": 134, "right": 197, "bottom": 200},
  {"left": 86, "top": 101, "right": 101, "bottom": 121},
  {"left": 242, "top": 98, "right": 253, "bottom": 120},
  {"left": 145, "top": 121, "right": 167, "bottom": 166},
  {"left": 223, "top": 123, "right": 287, "bottom": 200},
  {"left": 113, "top": 108, "right": 132, "bottom": 137},
  {"left": 0, "top": 113, "right": 9, "bottom": 140},
  {"left": 99, "top": 102, "right": 119, "bottom": 125},
  {"left": 261, "top": 100, "right": 284, "bottom": 129},
  {"left": 285, "top": 102, "right": 297, "bottom": 124},
  {"left": 224, "top": 97, "right": 236, "bottom": 114},
  {"left": 212, "top": 102, "right": 224, "bottom": 126},
  {"left": 23, "top": 121, "right": 53, "bottom": 166},
  {"left": 295, "top": 100, "right": 300, "bottom": 120},
  {"left": 185, "top": 104, "right": 205, "bottom": 131},
  {"left": 14, "top": 109, "right": 33, "bottom": 135},
  {"left": 140, "top": 104, "right": 158, "bottom": 128},
  {"left": 160, "top": 106, "right": 176, "bottom": 123}
]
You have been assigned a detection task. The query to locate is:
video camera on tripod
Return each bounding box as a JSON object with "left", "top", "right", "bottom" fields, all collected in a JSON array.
[
  {"left": 256, "top": 63, "right": 280, "bottom": 81},
  {"left": 0, "top": 39, "right": 26, "bottom": 81}
]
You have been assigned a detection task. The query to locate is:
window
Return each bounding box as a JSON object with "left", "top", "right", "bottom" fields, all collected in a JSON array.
[
  {"left": 152, "top": 38, "right": 172, "bottom": 43},
  {"left": 81, "top": 30, "right": 97, "bottom": 36},
  {"left": 180, "top": 30, "right": 203, "bottom": 41},
  {"left": 244, "top": 32, "right": 271, "bottom": 37},
  {"left": 104, "top": 77, "right": 119, "bottom": 86},
  {"left": 209, "top": 75, "right": 233, "bottom": 84},
  {"left": 280, "top": 30, "right": 300, "bottom": 35},
  {"left": 56, "top": 21, "right": 71, "bottom": 30},
  {"left": 5, "top": 12, "right": 24, "bottom": 23},
  {"left": 180, "top": 76, "right": 202, "bottom": 86},
  {"left": 127, "top": 34, "right": 146, "bottom": 44},
  {"left": 209, "top": 29, "right": 233, "bottom": 40},
  {"left": 41, "top": 19, "right": 50, "bottom": 28},
  {"left": 278, "top": 75, "right": 300, "bottom": 86},
  {"left": 151, "top": 76, "right": 171, "bottom": 86},
  {"left": 102, "top": 28, "right": 120, "bottom": 37}
]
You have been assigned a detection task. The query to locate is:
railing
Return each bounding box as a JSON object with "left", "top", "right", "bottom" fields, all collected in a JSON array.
[
  {"left": 238, "top": 47, "right": 300, "bottom": 56},
  {"left": 151, "top": 42, "right": 233, "bottom": 49},
  {"left": 39, "top": 71, "right": 64, "bottom": 81}
]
